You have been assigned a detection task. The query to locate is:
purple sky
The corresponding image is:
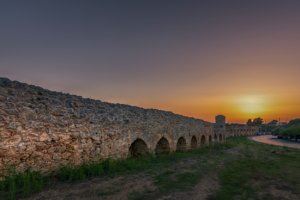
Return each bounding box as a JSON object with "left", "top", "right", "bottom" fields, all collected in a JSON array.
[{"left": 1, "top": 1, "right": 300, "bottom": 122}]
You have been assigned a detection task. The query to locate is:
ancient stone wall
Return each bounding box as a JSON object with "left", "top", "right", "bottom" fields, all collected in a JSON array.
[
  {"left": 225, "top": 126, "right": 258, "bottom": 137},
  {"left": 0, "top": 78, "right": 254, "bottom": 176}
]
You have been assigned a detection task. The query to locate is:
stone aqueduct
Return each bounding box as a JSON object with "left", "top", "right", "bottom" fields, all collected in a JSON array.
[{"left": 0, "top": 78, "right": 257, "bottom": 176}]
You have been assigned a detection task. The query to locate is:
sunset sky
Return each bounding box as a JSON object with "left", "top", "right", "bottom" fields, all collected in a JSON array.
[{"left": 1, "top": 1, "right": 300, "bottom": 123}]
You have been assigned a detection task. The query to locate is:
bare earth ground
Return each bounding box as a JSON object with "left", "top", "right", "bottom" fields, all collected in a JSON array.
[
  {"left": 28, "top": 174, "right": 219, "bottom": 200},
  {"left": 23, "top": 138, "right": 300, "bottom": 200},
  {"left": 251, "top": 135, "right": 300, "bottom": 149},
  {"left": 27, "top": 158, "right": 220, "bottom": 200},
  {"left": 157, "top": 175, "right": 219, "bottom": 200},
  {"left": 28, "top": 174, "right": 155, "bottom": 200}
]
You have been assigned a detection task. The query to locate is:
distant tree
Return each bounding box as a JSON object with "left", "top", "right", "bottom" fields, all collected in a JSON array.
[
  {"left": 246, "top": 119, "right": 253, "bottom": 126},
  {"left": 263, "top": 120, "right": 279, "bottom": 133},
  {"left": 272, "top": 127, "right": 281, "bottom": 135},
  {"left": 280, "top": 125, "right": 300, "bottom": 141},
  {"left": 273, "top": 118, "right": 300, "bottom": 141},
  {"left": 288, "top": 118, "right": 300, "bottom": 126},
  {"left": 267, "top": 120, "right": 278, "bottom": 126},
  {"left": 252, "top": 117, "right": 263, "bottom": 126}
]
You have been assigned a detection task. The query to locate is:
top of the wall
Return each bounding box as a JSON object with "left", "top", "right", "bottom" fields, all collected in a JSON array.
[{"left": 0, "top": 77, "right": 211, "bottom": 131}]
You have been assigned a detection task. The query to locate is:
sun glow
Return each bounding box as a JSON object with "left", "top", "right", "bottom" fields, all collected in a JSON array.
[{"left": 236, "top": 95, "right": 268, "bottom": 115}]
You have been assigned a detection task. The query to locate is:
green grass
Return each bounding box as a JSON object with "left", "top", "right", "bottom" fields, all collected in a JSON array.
[
  {"left": 1, "top": 137, "right": 299, "bottom": 200},
  {"left": 211, "top": 137, "right": 300, "bottom": 200},
  {"left": 0, "top": 169, "right": 45, "bottom": 200}
]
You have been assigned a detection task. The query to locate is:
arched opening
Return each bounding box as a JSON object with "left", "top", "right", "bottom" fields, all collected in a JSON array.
[
  {"left": 201, "top": 135, "right": 206, "bottom": 146},
  {"left": 214, "top": 134, "right": 218, "bottom": 142},
  {"left": 219, "top": 134, "right": 222, "bottom": 142},
  {"left": 209, "top": 135, "right": 212, "bottom": 144},
  {"left": 176, "top": 137, "right": 187, "bottom": 152},
  {"left": 191, "top": 136, "right": 197, "bottom": 150},
  {"left": 129, "top": 139, "right": 149, "bottom": 157},
  {"left": 155, "top": 137, "right": 170, "bottom": 155}
]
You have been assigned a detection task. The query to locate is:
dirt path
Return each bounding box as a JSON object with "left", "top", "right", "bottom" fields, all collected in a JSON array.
[
  {"left": 26, "top": 174, "right": 156, "bottom": 200},
  {"left": 250, "top": 135, "right": 300, "bottom": 149}
]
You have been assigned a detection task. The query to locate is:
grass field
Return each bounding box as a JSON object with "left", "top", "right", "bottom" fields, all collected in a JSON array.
[{"left": 0, "top": 137, "right": 299, "bottom": 200}]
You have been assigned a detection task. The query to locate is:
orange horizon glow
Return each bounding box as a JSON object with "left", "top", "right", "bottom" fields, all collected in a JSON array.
[{"left": 103, "top": 92, "right": 300, "bottom": 124}]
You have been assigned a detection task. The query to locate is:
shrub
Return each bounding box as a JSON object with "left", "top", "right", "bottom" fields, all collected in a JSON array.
[{"left": 279, "top": 125, "right": 300, "bottom": 138}]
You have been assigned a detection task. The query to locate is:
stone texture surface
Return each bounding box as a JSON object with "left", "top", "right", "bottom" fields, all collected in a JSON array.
[{"left": 0, "top": 78, "right": 256, "bottom": 176}]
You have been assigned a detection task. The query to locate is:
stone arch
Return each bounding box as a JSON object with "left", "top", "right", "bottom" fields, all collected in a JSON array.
[
  {"left": 155, "top": 137, "right": 170, "bottom": 155},
  {"left": 201, "top": 135, "right": 206, "bottom": 146},
  {"left": 129, "top": 138, "right": 149, "bottom": 157},
  {"left": 176, "top": 137, "right": 187, "bottom": 152},
  {"left": 209, "top": 135, "right": 212, "bottom": 144},
  {"left": 191, "top": 136, "right": 197, "bottom": 150},
  {"left": 214, "top": 134, "right": 218, "bottom": 142}
]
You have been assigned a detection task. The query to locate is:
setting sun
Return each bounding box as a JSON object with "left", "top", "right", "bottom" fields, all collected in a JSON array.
[{"left": 236, "top": 95, "right": 268, "bottom": 115}]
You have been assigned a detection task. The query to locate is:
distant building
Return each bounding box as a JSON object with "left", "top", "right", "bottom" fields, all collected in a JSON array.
[{"left": 215, "top": 115, "right": 226, "bottom": 127}]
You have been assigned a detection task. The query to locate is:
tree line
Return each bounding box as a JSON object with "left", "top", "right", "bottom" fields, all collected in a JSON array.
[{"left": 272, "top": 119, "right": 300, "bottom": 141}]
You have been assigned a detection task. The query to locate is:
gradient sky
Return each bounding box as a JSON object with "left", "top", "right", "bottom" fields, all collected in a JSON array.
[{"left": 1, "top": 0, "right": 300, "bottom": 123}]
